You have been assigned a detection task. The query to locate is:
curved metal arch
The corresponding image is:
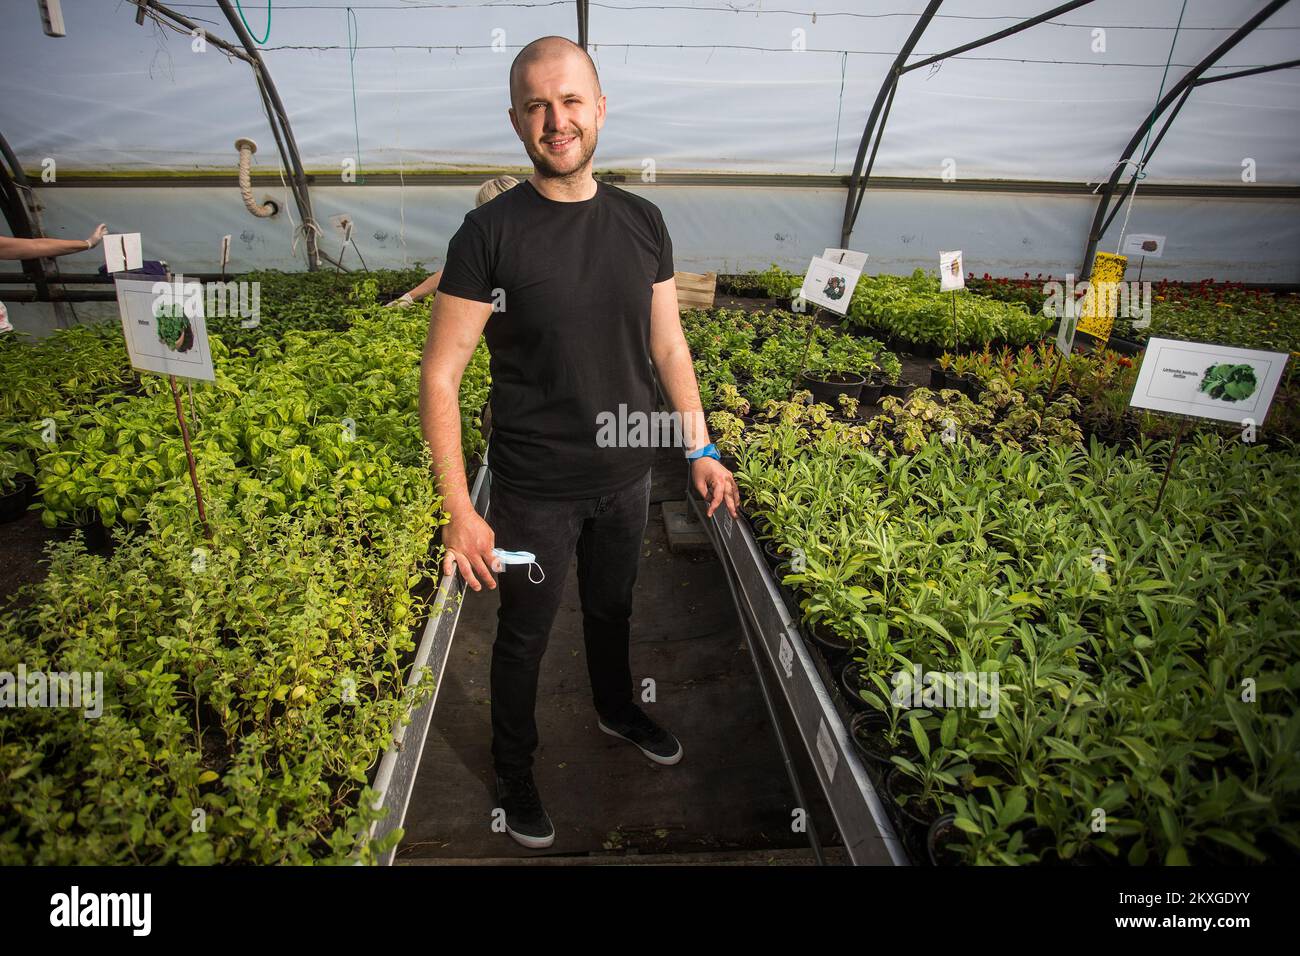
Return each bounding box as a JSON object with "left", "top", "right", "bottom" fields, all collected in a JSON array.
[
  {"left": 839, "top": 0, "right": 1097, "bottom": 249},
  {"left": 1081, "top": 0, "right": 1296, "bottom": 277}
]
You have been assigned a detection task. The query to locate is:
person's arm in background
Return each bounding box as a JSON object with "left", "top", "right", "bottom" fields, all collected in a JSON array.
[
  {"left": 387, "top": 268, "right": 444, "bottom": 307},
  {"left": 419, "top": 289, "right": 500, "bottom": 591},
  {"left": 0, "top": 224, "right": 107, "bottom": 261},
  {"left": 649, "top": 275, "right": 740, "bottom": 519}
]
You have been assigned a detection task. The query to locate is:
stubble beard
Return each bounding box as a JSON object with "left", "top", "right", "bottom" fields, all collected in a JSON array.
[{"left": 526, "top": 125, "right": 599, "bottom": 186}]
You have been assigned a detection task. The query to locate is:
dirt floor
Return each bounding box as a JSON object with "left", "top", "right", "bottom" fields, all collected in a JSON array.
[{"left": 396, "top": 444, "right": 842, "bottom": 864}]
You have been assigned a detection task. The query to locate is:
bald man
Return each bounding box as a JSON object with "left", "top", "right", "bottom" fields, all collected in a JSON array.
[{"left": 419, "top": 35, "right": 739, "bottom": 849}]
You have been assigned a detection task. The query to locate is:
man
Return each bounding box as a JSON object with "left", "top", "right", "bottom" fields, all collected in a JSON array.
[{"left": 419, "top": 35, "right": 739, "bottom": 850}]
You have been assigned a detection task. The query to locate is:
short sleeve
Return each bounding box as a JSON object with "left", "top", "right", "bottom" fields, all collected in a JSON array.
[
  {"left": 436, "top": 216, "right": 495, "bottom": 303},
  {"left": 654, "top": 208, "right": 674, "bottom": 283}
]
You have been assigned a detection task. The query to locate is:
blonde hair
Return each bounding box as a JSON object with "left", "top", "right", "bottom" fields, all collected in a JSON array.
[{"left": 476, "top": 175, "right": 521, "bottom": 207}]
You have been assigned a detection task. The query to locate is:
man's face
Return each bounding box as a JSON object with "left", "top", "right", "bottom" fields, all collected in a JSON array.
[{"left": 509, "top": 50, "right": 604, "bottom": 178}]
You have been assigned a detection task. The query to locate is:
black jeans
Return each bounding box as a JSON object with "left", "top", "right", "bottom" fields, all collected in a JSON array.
[{"left": 487, "top": 467, "right": 652, "bottom": 775}]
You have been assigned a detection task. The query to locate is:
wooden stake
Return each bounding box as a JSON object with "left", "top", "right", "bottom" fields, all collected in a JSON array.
[
  {"left": 792, "top": 303, "right": 821, "bottom": 399},
  {"left": 169, "top": 374, "right": 212, "bottom": 540},
  {"left": 1046, "top": 350, "right": 1065, "bottom": 400},
  {"left": 1153, "top": 415, "right": 1190, "bottom": 513}
]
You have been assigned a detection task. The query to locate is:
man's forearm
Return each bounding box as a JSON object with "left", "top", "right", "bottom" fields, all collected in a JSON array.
[
  {"left": 0, "top": 236, "right": 92, "bottom": 261},
  {"left": 653, "top": 339, "right": 710, "bottom": 452},
  {"left": 419, "top": 370, "right": 471, "bottom": 515}
]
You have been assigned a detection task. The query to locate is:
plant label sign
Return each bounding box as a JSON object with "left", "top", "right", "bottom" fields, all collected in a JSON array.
[
  {"left": 1121, "top": 233, "right": 1165, "bottom": 259},
  {"left": 800, "top": 255, "right": 862, "bottom": 316},
  {"left": 820, "top": 248, "right": 868, "bottom": 272},
  {"left": 1129, "top": 338, "right": 1288, "bottom": 425},
  {"left": 113, "top": 277, "right": 215, "bottom": 382},
  {"left": 815, "top": 717, "right": 839, "bottom": 782},
  {"left": 778, "top": 633, "right": 794, "bottom": 679},
  {"left": 939, "top": 250, "right": 964, "bottom": 292},
  {"left": 103, "top": 233, "right": 143, "bottom": 274}
]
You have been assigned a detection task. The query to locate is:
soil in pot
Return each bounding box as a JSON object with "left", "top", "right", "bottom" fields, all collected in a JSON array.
[
  {"left": 850, "top": 711, "right": 920, "bottom": 768},
  {"left": 839, "top": 660, "right": 875, "bottom": 712},
  {"left": 927, "top": 813, "right": 964, "bottom": 866},
  {"left": 885, "top": 767, "right": 943, "bottom": 831},
  {"left": 0, "top": 477, "right": 36, "bottom": 524},
  {"left": 800, "top": 371, "right": 864, "bottom": 410}
]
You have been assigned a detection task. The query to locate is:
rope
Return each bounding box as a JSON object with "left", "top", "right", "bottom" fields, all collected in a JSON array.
[
  {"left": 234, "top": 0, "right": 272, "bottom": 44},
  {"left": 236, "top": 142, "right": 277, "bottom": 218}
]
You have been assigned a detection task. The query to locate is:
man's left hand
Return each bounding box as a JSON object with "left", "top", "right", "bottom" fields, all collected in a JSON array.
[{"left": 691, "top": 457, "right": 739, "bottom": 519}]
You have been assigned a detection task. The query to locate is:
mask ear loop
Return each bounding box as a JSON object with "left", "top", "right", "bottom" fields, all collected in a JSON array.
[{"left": 527, "top": 560, "right": 545, "bottom": 584}]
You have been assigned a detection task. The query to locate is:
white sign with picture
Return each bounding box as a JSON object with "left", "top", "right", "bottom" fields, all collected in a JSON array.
[
  {"left": 800, "top": 255, "right": 863, "bottom": 316},
  {"left": 1121, "top": 233, "right": 1166, "bottom": 259},
  {"left": 113, "top": 277, "right": 215, "bottom": 382},
  {"left": 1129, "top": 337, "right": 1289, "bottom": 425},
  {"left": 939, "top": 250, "right": 964, "bottom": 292}
]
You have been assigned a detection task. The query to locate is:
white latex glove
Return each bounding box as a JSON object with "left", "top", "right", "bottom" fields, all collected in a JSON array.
[
  {"left": 85, "top": 224, "right": 108, "bottom": 248},
  {"left": 385, "top": 292, "right": 415, "bottom": 308}
]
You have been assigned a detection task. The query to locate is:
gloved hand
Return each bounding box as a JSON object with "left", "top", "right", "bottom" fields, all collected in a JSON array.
[
  {"left": 385, "top": 292, "right": 415, "bottom": 308},
  {"left": 84, "top": 224, "right": 108, "bottom": 248}
]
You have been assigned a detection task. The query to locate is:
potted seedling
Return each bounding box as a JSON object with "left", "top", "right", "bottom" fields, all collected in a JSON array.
[
  {"left": 0, "top": 446, "right": 36, "bottom": 523},
  {"left": 884, "top": 712, "right": 973, "bottom": 832}
]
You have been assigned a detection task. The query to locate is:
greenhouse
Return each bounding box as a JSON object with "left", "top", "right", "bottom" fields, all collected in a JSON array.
[{"left": 1, "top": 0, "right": 1298, "bottom": 894}]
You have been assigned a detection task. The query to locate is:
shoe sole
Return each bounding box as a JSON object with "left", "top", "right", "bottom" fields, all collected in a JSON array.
[
  {"left": 505, "top": 824, "right": 555, "bottom": 850},
  {"left": 598, "top": 720, "right": 684, "bottom": 766}
]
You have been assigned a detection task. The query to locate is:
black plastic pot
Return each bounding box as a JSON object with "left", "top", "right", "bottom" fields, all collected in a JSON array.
[
  {"left": 839, "top": 660, "right": 874, "bottom": 712},
  {"left": 802, "top": 616, "right": 852, "bottom": 655},
  {"left": 859, "top": 378, "right": 884, "bottom": 406},
  {"left": 762, "top": 538, "right": 790, "bottom": 570},
  {"left": 881, "top": 381, "right": 913, "bottom": 400},
  {"left": 56, "top": 517, "right": 111, "bottom": 552},
  {"left": 750, "top": 514, "right": 773, "bottom": 540},
  {"left": 799, "top": 371, "right": 864, "bottom": 409},
  {"left": 849, "top": 711, "right": 920, "bottom": 769},
  {"left": 1106, "top": 335, "right": 1143, "bottom": 356},
  {"left": 927, "top": 813, "right": 963, "bottom": 866},
  {"left": 929, "top": 366, "right": 947, "bottom": 390},
  {"left": 958, "top": 373, "right": 982, "bottom": 400},
  {"left": 885, "top": 767, "right": 942, "bottom": 831},
  {"left": 0, "top": 476, "right": 35, "bottom": 523}
]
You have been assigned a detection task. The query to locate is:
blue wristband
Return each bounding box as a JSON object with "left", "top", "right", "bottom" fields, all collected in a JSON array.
[{"left": 686, "top": 442, "right": 721, "bottom": 462}]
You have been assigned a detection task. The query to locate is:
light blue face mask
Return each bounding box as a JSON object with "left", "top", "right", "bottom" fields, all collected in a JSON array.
[{"left": 492, "top": 548, "right": 546, "bottom": 584}]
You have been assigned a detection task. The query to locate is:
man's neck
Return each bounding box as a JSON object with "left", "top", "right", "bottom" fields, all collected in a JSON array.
[{"left": 529, "top": 167, "right": 598, "bottom": 202}]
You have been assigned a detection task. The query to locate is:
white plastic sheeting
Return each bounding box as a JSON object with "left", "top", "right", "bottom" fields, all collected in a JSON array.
[
  {"left": 2, "top": 1, "right": 1299, "bottom": 338},
  {"left": 0, "top": 1, "right": 1297, "bottom": 182}
]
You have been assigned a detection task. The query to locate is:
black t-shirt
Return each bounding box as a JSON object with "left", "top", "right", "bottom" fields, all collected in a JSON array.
[{"left": 436, "top": 179, "right": 674, "bottom": 499}]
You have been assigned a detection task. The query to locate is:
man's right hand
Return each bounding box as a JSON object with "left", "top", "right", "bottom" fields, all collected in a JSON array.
[{"left": 441, "top": 505, "right": 498, "bottom": 591}]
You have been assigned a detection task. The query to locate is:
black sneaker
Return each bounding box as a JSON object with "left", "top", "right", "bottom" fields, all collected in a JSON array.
[
  {"left": 598, "top": 706, "right": 683, "bottom": 765},
  {"left": 495, "top": 770, "right": 555, "bottom": 849}
]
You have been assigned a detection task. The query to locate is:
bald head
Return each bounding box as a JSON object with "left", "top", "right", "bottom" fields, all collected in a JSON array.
[{"left": 509, "top": 36, "right": 601, "bottom": 106}]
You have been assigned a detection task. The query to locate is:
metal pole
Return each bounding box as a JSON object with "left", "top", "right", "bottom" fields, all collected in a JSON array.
[
  {"left": 839, "top": 0, "right": 942, "bottom": 248},
  {"left": 901, "top": 0, "right": 1096, "bottom": 74},
  {"left": 1080, "top": 0, "right": 1293, "bottom": 278},
  {"left": 215, "top": 0, "right": 321, "bottom": 270}
]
